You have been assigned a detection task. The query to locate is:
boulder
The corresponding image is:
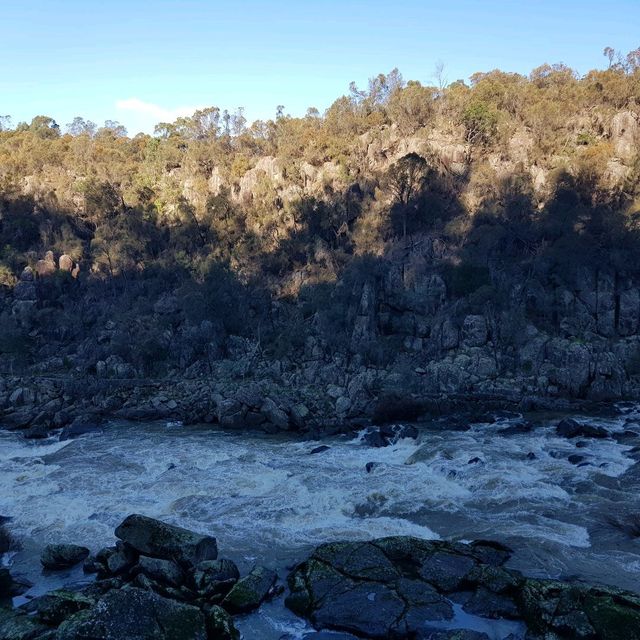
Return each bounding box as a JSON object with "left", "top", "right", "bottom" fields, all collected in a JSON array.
[
  {"left": 0, "top": 606, "right": 49, "bottom": 640},
  {"left": 0, "top": 525, "right": 11, "bottom": 555},
  {"left": 310, "top": 445, "right": 331, "bottom": 455},
  {"left": 556, "top": 418, "right": 608, "bottom": 439},
  {"left": 192, "top": 559, "right": 239, "bottom": 600},
  {"left": 221, "top": 565, "right": 277, "bottom": 614},
  {"left": 115, "top": 514, "right": 217, "bottom": 568},
  {"left": 287, "top": 536, "right": 640, "bottom": 640},
  {"left": 58, "top": 255, "right": 74, "bottom": 273},
  {"left": 55, "top": 588, "right": 207, "bottom": 640},
  {"left": 23, "top": 424, "right": 50, "bottom": 440},
  {"left": 33, "top": 590, "right": 94, "bottom": 625},
  {"left": 611, "top": 110, "right": 640, "bottom": 162},
  {"left": 104, "top": 542, "right": 138, "bottom": 576},
  {"left": 202, "top": 604, "right": 239, "bottom": 640},
  {"left": 363, "top": 424, "right": 418, "bottom": 447},
  {"left": 518, "top": 578, "right": 640, "bottom": 640},
  {"left": 40, "top": 544, "right": 90, "bottom": 570},
  {"left": 462, "top": 315, "right": 488, "bottom": 347},
  {"left": 260, "top": 397, "right": 289, "bottom": 430},
  {"left": 137, "top": 556, "right": 184, "bottom": 588}
]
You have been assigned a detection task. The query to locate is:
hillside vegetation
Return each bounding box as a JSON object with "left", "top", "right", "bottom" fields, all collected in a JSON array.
[{"left": 1, "top": 47, "right": 640, "bottom": 408}]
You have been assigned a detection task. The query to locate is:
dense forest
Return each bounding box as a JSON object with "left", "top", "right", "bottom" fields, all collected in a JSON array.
[{"left": 1, "top": 47, "right": 640, "bottom": 409}]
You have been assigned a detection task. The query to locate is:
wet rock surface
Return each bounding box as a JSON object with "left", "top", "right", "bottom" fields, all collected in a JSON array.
[
  {"left": 40, "top": 545, "right": 89, "bottom": 570},
  {"left": 115, "top": 514, "right": 218, "bottom": 568},
  {"left": 286, "top": 536, "right": 640, "bottom": 640}
]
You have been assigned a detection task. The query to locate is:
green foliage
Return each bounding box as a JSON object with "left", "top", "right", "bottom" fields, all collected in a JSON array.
[
  {"left": 0, "top": 49, "right": 639, "bottom": 377},
  {"left": 462, "top": 101, "right": 499, "bottom": 146}
]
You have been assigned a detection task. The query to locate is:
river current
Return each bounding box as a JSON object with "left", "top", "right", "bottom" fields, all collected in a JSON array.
[{"left": 2, "top": 409, "right": 640, "bottom": 639}]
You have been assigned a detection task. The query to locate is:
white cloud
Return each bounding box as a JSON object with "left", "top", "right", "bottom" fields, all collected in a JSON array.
[{"left": 115, "top": 98, "right": 202, "bottom": 133}]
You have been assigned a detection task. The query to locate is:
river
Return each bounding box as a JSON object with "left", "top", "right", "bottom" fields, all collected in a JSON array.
[{"left": 2, "top": 409, "right": 640, "bottom": 639}]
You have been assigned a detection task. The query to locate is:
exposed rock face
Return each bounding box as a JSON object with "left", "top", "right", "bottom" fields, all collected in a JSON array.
[
  {"left": 611, "top": 110, "right": 640, "bottom": 161},
  {"left": 58, "top": 255, "right": 74, "bottom": 273},
  {"left": 114, "top": 514, "right": 218, "bottom": 568},
  {"left": 287, "top": 537, "right": 640, "bottom": 640},
  {"left": 35, "top": 251, "right": 56, "bottom": 278}
]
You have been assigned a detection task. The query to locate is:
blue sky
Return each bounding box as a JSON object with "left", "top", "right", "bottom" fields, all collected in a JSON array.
[{"left": 2, "top": 0, "right": 639, "bottom": 135}]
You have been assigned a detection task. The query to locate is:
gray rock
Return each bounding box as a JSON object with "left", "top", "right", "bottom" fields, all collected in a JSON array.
[
  {"left": 115, "top": 514, "right": 217, "bottom": 568},
  {"left": 193, "top": 559, "right": 239, "bottom": 600},
  {"left": 40, "top": 544, "right": 90, "bottom": 570},
  {"left": 221, "top": 565, "right": 277, "bottom": 613},
  {"left": 137, "top": 556, "right": 184, "bottom": 587},
  {"left": 55, "top": 587, "right": 207, "bottom": 640},
  {"left": 33, "top": 590, "right": 94, "bottom": 625},
  {"left": 0, "top": 606, "right": 49, "bottom": 640},
  {"left": 462, "top": 315, "right": 488, "bottom": 347},
  {"left": 202, "top": 604, "right": 239, "bottom": 640}
]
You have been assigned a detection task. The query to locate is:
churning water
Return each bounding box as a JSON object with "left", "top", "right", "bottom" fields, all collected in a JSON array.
[{"left": 1, "top": 410, "right": 640, "bottom": 638}]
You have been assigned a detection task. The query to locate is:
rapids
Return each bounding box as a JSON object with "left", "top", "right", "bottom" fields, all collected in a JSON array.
[{"left": 1, "top": 409, "right": 640, "bottom": 639}]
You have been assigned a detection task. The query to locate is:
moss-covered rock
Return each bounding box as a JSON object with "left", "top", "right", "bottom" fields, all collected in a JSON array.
[
  {"left": 55, "top": 587, "right": 207, "bottom": 640},
  {"left": 221, "top": 565, "right": 277, "bottom": 614},
  {"left": 115, "top": 514, "right": 217, "bottom": 568},
  {"left": 40, "top": 545, "right": 89, "bottom": 570},
  {"left": 32, "top": 590, "right": 94, "bottom": 626},
  {"left": 288, "top": 537, "right": 640, "bottom": 640},
  {"left": 202, "top": 604, "right": 239, "bottom": 640},
  {"left": 0, "top": 607, "right": 49, "bottom": 640}
]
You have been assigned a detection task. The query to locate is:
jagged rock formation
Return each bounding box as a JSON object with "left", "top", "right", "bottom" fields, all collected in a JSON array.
[{"left": 286, "top": 537, "right": 640, "bottom": 639}]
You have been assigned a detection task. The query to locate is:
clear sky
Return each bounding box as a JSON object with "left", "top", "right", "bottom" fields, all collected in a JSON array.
[{"left": 2, "top": 0, "right": 639, "bottom": 135}]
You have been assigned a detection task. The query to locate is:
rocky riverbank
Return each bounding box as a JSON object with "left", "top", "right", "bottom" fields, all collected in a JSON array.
[
  {"left": 2, "top": 515, "right": 639, "bottom": 640},
  {"left": 0, "top": 368, "right": 626, "bottom": 442}
]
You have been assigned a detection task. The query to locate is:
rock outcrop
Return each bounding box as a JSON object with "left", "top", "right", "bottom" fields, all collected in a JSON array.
[{"left": 286, "top": 536, "right": 640, "bottom": 640}]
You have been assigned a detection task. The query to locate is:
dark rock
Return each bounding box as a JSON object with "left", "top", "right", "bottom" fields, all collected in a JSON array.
[
  {"left": 192, "top": 559, "right": 239, "bottom": 599},
  {"left": 497, "top": 420, "right": 534, "bottom": 435},
  {"left": 467, "top": 540, "right": 512, "bottom": 566},
  {"left": 202, "top": 604, "right": 239, "bottom": 640},
  {"left": 40, "top": 544, "right": 90, "bottom": 570},
  {"left": 526, "top": 452, "right": 536, "bottom": 460},
  {"left": 0, "top": 606, "right": 49, "bottom": 640},
  {"left": 55, "top": 587, "right": 207, "bottom": 640},
  {"left": 137, "top": 556, "right": 184, "bottom": 587},
  {"left": 104, "top": 542, "right": 138, "bottom": 576},
  {"left": 462, "top": 586, "right": 520, "bottom": 618},
  {"left": 60, "top": 417, "right": 102, "bottom": 441},
  {"left": 518, "top": 578, "right": 640, "bottom": 640},
  {"left": 221, "top": 565, "right": 277, "bottom": 613},
  {"left": 467, "top": 457, "right": 483, "bottom": 465},
  {"left": 556, "top": 418, "right": 608, "bottom": 439},
  {"left": 303, "top": 633, "right": 361, "bottom": 640},
  {"left": 568, "top": 454, "right": 586, "bottom": 465},
  {"left": 0, "top": 525, "right": 12, "bottom": 554},
  {"left": 33, "top": 590, "right": 94, "bottom": 625},
  {"left": 0, "top": 569, "right": 12, "bottom": 601},
  {"left": 365, "top": 462, "right": 378, "bottom": 473},
  {"left": 310, "top": 445, "right": 330, "bottom": 455},
  {"left": 115, "top": 514, "right": 217, "bottom": 568},
  {"left": 23, "top": 424, "right": 50, "bottom": 440},
  {"left": 419, "top": 550, "right": 477, "bottom": 592},
  {"left": 363, "top": 429, "right": 387, "bottom": 448},
  {"left": 428, "top": 631, "right": 491, "bottom": 640},
  {"left": 363, "top": 424, "right": 418, "bottom": 448}
]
